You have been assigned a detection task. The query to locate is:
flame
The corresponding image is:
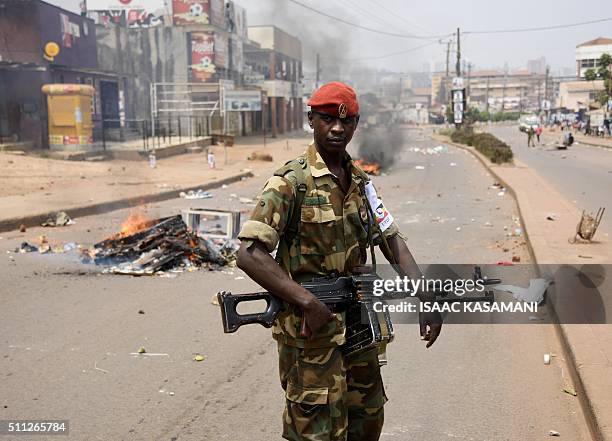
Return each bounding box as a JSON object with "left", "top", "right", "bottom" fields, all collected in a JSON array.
[
  {"left": 119, "top": 211, "right": 150, "bottom": 237},
  {"left": 354, "top": 159, "right": 381, "bottom": 176}
]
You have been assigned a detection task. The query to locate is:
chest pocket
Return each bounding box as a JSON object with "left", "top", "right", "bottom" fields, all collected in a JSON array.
[{"left": 299, "top": 204, "right": 336, "bottom": 255}]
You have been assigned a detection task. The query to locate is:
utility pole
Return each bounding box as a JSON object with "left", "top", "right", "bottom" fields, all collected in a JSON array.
[
  {"left": 485, "top": 76, "right": 490, "bottom": 115},
  {"left": 445, "top": 40, "right": 451, "bottom": 104},
  {"left": 455, "top": 27, "right": 461, "bottom": 78},
  {"left": 315, "top": 53, "right": 320, "bottom": 89},
  {"left": 501, "top": 72, "right": 507, "bottom": 113},
  {"left": 467, "top": 62, "right": 472, "bottom": 104}
]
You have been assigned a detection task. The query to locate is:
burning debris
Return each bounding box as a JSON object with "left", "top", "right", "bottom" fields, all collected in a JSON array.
[
  {"left": 354, "top": 159, "right": 381, "bottom": 176},
  {"left": 356, "top": 127, "right": 405, "bottom": 173},
  {"left": 90, "top": 214, "right": 237, "bottom": 276}
]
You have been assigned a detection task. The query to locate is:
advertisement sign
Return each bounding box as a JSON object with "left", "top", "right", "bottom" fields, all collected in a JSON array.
[
  {"left": 452, "top": 88, "right": 465, "bottom": 125},
  {"left": 452, "top": 77, "right": 464, "bottom": 90},
  {"left": 88, "top": 0, "right": 166, "bottom": 27},
  {"left": 172, "top": 0, "right": 224, "bottom": 27},
  {"left": 189, "top": 32, "right": 216, "bottom": 83},
  {"left": 224, "top": 90, "right": 262, "bottom": 112}
]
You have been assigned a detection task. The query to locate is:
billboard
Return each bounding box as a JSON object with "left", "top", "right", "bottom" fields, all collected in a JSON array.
[
  {"left": 189, "top": 32, "right": 216, "bottom": 83},
  {"left": 87, "top": 0, "right": 166, "bottom": 27},
  {"left": 224, "top": 90, "right": 262, "bottom": 112},
  {"left": 172, "top": 0, "right": 225, "bottom": 27}
]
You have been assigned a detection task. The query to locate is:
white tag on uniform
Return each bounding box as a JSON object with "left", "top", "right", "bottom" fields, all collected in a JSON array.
[{"left": 364, "top": 181, "right": 394, "bottom": 233}]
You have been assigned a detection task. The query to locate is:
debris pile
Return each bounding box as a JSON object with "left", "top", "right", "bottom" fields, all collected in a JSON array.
[{"left": 90, "top": 214, "right": 236, "bottom": 275}]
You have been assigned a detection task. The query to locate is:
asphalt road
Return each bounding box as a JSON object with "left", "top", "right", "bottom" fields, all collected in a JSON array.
[
  {"left": 0, "top": 130, "right": 590, "bottom": 440},
  {"left": 488, "top": 125, "right": 612, "bottom": 237}
]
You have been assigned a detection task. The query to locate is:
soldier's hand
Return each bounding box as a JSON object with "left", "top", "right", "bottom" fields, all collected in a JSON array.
[
  {"left": 419, "top": 310, "right": 443, "bottom": 348},
  {"left": 301, "top": 296, "right": 334, "bottom": 340}
]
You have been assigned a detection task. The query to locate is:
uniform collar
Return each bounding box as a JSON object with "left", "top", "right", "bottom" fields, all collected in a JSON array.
[{"left": 307, "top": 142, "right": 358, "bottom": 180}]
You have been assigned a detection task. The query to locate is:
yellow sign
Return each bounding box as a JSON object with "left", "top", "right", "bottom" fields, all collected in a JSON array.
[{"left": 44, "top": 42, "right": 60, "bottom": 59}]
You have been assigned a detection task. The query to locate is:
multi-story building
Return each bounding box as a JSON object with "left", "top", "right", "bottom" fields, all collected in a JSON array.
[
  {"left": 245, "top": 25, "right": 302, "bottom": 137},
  {"left": 0, "top": 0, "right": 121, "bottom": 148},
  {"left": 576, "top": 37, "right": 612, "bottom": 78}
]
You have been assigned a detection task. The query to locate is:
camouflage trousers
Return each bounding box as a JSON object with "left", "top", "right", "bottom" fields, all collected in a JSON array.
[{"left": 278, "top": 342, "right": 387, "bottom": 441}]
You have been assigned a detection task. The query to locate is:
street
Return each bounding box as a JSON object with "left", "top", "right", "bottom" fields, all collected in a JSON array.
[
  {"left": 488, "top": 125, "right": 612, "bottom": 237},
  {"left": 0, "top": 129, "right": 591, "bottom": 440}
]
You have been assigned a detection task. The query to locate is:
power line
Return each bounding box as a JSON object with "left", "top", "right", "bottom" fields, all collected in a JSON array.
[
  {"left": 368, "top": 0, "right": 437, "bottom": 38},
  {"left": 322, "top": 41, "right": 439, "bottom": 62},
  {"left": 340, "top": 0, "right": 406, "bottom": 35},
  {"left": 465, "top": 17, "right": 612, "bottom": 34},
  {"left": 285, "top": 0, "right": 449, "bottom": 40}
]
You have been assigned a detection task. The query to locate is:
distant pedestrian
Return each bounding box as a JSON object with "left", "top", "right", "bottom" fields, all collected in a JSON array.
[
  {"left": 207, "top": 149, "right": 216, "bottom": 168},
  {"left": 527, "top": 127, "right": 535, "bottom": 147},
  {"left": 535, "top": 125, "right": 542, "bottom": 144}
]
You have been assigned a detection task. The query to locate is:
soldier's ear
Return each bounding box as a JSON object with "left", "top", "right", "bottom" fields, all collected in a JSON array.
[{"left": 308, "top": 111, "right": 314, "bottom": 128}]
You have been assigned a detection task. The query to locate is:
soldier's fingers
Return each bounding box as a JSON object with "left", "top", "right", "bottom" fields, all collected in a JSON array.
[
  {"left": 419, "top": 322, "right": 427, "bottom": 338},
  {"left": 426, "top": 326, "right": 441, "bottom": 348}
]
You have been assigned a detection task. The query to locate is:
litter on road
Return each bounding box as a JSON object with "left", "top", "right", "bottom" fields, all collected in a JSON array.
[
  {"left": 548, "top": 430, "right": 560, "bottom": 437},
  {"left": 495, "top": 279, "right": 551, "bottom": 303},
  {"left": 180, "top": 189, "right": 213, "bottom": 199},
  {"left": 41, "top": 211, "right": 74, "bottom": 227}
]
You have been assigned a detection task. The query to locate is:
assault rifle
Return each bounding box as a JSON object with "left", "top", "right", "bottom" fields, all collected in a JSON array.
[{"left": 217, "top": 266, "right": 500, "bottom": 360}]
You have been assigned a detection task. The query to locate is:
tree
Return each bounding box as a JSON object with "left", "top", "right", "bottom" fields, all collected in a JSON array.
[
  {"left": 596, "top": 53, "right": 611, "bottom": 107},
  {"left": 584, "top": 68, "right": 597, "bottom": 82}
]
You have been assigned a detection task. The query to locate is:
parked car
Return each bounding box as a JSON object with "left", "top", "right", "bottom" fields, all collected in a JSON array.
[{"left": 518, "top": 115, "right": 539, "bottom": 132}]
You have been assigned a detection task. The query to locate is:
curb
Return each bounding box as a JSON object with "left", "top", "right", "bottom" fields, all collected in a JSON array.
[
  {"left": 0, "top": 171, "right": 253, "bottom": 233},
  {"left": 432, "top": 134, "right": 605, "bottom": 441},
  {"left": 575, "top": 138, "right": 612, "bottom": 150}
]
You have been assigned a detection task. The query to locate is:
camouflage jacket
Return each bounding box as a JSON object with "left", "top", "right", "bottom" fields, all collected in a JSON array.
[{"left": 238, "top": 142, "right": 402, "bottom": 348}]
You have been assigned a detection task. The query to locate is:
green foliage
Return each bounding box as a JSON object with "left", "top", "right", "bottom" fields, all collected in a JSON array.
[
  {"left": 450, "top": 129, "right": 513, "bottom": 164},
  {"left": 436, "top": 127, "right": 454, "bottom": 136},
  {"left": 585, "top": 68, "right": 598, "bottom": 82}
]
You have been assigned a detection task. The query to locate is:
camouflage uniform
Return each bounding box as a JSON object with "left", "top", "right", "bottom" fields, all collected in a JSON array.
[{"left": 238, "top": 142, "right": 402, "bottom": 441}]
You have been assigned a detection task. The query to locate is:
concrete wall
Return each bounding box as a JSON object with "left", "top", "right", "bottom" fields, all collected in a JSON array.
[
  {"left": 96, "top": 24, "right": 190, "bottom": 120},
  {"left": 0, "top": 1, "right": 41, "bottom": 64},
  {"left": 248, "top": 26, "right": 301, "bottom": 60}
]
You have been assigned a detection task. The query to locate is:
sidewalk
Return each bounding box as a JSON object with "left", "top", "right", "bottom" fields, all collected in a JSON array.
[
  {"left": 0, "top": 133, "right": 311, "bottom": 233},
  {"left": 544, "top": 127, "right": 612, "bottom": 149},
  {"left": 435, "top": 134, "right": 612, "bottom": 441}
]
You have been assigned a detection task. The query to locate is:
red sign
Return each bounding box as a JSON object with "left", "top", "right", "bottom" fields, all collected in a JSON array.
[
  {"left": 173, "top": 0, "right": 210, "bottom": 25},
  {"left": 173, "top": 0, "right": 224, "bottom": 26},
  {"left": 190, "top": 32, "right": 216, "bottom": 83}
]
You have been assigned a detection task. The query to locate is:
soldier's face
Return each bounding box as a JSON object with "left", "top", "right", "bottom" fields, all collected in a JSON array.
[{"left": 309, "top": 111, "right": 359, "bottom": 153}]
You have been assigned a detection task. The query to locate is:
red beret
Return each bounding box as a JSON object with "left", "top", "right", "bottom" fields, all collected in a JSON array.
[{"left": 308, "top": 82, "right": 359, "bottom": 118}]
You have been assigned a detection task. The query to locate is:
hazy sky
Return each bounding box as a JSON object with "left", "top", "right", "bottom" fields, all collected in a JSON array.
[{"left": 49, "top": 0, "right": 611, "bottom": 73}]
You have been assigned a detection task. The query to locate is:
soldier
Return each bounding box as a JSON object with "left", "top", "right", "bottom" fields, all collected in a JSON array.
[{"left": 236, "top": 81, "right": 442, "bottom": 441}]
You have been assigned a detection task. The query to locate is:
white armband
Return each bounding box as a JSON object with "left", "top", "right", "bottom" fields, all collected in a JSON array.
[{"left": 364, "top": 181, "right": 394, "bottom": 233}]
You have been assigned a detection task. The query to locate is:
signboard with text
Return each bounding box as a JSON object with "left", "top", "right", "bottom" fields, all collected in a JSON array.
[
  {"left": 189, "top": 32, "right": 216, "bottom": 83},
  {"left": 224, "top": 90, "right": 262, "bottom": 111}
]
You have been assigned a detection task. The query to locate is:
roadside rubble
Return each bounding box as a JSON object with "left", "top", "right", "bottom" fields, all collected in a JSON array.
[
  {"left": 88, "top": 214, "right": 239, "bottom": 276},
  {"left": 179, "top": 189, "right": 213, "bottom": 199},
  {"left": 41, "top": 211, "right": 74, "bottom": 227}
]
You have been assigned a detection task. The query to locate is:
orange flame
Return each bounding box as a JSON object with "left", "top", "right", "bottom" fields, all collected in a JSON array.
[
  {"left": 354, "top": 159, "right": 381, "bottom": 176},
  {"left": 119, "top": 211, "right": 150, "bottom": 237}
]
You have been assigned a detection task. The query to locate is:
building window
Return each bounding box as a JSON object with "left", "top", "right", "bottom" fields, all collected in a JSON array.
[
  {"left": 589, "top": 91, "right": 599, "bottom": 101},
  {"left": 580, "top": 59, "right": 596, "bottom": 69}
]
